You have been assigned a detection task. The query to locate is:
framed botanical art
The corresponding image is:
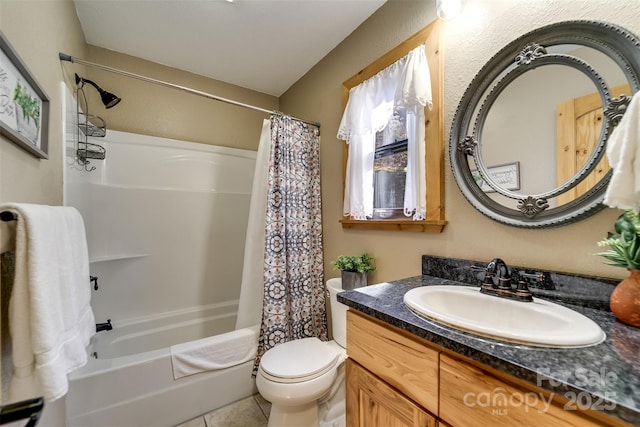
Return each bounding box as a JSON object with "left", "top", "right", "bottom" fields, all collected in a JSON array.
[{"left": 0, "top": 31, "right": 49, "bottom": 159}]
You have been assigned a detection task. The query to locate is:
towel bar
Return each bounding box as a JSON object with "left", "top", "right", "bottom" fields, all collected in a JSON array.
[
  {"left": 0, "top": 211, "right": 17, "bottom": 222},
  {"left": 0, "top": 396, "right": 44, "bottom": 426}
]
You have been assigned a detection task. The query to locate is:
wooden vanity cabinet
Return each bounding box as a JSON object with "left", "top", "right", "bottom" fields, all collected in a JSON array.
[
  {"left": 345, "top": 310, "right": 630, "bottom": 427},
  {"left": 439, "top": 354, "right": 628, "bottom": 427},
  {"left": 346, "top": 359, "right": 437, "bottom": 427},
  {"left": 346, "top": 309, "right": 439, "bottom": 413}
]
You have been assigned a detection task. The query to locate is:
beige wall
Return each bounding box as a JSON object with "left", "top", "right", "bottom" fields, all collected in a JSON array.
[
  {"left": 82, "top": 46, "right": 278, "bottom": 151},
  {"left": 0, "top": 0, "right": 87, "bottom": 418},
  {"left": 0, "top": 0, "right": 87, "bottom": 205},
  {"left": 0, "top": 0, "right": 278, "bottom": 213},
  {"left": 280, "top": 0, "right": 640, "bottom": 283}
]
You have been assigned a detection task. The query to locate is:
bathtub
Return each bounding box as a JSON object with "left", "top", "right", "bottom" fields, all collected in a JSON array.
[
  {"left": 62, "top": 88, "right": 260, "bottom": 426},
  {"left": 65, "top": 303, "right": 259, "bottom": 427}
]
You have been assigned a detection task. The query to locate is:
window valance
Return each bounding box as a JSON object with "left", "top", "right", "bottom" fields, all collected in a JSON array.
[{"left": 338, "top": 44, "right": 432, "bottom": 220}]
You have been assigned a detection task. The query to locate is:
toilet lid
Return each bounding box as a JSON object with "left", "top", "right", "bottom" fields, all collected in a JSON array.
[{"left": 260, "top": 337, "right": 340, "bottom": 383}]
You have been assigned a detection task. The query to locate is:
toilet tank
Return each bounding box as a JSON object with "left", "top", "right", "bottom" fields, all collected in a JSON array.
[{"left": 326, "top": 278, "right": 348, "bottom": 348}]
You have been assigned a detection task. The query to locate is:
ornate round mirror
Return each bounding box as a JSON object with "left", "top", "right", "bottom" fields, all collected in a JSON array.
[{"left": 450, "top": 20, "right": 640, "bottom": 228}]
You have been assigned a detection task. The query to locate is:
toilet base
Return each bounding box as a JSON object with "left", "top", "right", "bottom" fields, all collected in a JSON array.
[{"left": 267, "top": 401, "right": 318, "bottom": 427}]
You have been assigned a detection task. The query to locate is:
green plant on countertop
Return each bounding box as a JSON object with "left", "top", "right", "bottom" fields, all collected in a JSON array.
[
  {"left": 332, "top": 253, "right": 376, "bottom": 273},
  {"left": 597, "top": 209, "right": 640, "bottom": 270}
]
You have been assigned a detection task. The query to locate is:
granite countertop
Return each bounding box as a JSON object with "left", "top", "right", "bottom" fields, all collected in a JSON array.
[{"left": 337, "top": 272, "right": 640, "bottom": 426}]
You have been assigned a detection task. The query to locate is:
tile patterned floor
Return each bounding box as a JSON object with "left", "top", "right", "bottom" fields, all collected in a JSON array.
[{"left": 176, "top": 394, "right": 271, "bottom": 427}]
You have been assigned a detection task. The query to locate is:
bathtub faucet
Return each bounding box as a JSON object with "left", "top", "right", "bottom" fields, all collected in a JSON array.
[{"left": 96, "top": 319, "right": 112, "bottom": 333}]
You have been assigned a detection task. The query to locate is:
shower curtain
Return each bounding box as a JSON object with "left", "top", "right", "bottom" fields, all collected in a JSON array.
[
  {"left": 250, "top": 113, "right": 327, "bottom": 374},
  {"left": 236, "top": 119, "right": 271, "bottom": 330}
]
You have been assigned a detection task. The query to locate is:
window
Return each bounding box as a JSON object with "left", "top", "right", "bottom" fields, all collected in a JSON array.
[
  {"left": 339, "top": 20, "right": 446, "bottom": 232},
  {"left": 373, "top": 140, "right": 408, "bottom": 219},
  {"left": 373, "top": 113, "right": 409, "bottom": 219}
]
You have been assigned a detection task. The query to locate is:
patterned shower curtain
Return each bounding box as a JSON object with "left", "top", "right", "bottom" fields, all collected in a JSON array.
[{"left": 253, "top": 112, "right": 327, "bottom": 375}]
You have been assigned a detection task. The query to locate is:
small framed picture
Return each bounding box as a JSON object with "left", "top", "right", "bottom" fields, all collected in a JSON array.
[
  {"left": 0, "top": 31, "right": 49, "bottom": 159},
  {"left": 472, "top": 162, "right": 520, "bottom": 193}
]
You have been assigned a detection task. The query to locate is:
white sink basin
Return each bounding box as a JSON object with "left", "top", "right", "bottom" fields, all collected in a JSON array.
[{"left": 403, "top": 285, "right": 606, "bottom": 347}]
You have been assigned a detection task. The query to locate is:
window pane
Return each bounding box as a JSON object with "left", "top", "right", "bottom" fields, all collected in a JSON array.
[{"left": 373, "top": 136, "right": 408, "bottom": 219}]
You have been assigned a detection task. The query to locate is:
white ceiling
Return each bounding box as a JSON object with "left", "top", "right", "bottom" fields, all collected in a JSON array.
[{"left": 73, "top": 0, "right": 387, "bottom": 97}]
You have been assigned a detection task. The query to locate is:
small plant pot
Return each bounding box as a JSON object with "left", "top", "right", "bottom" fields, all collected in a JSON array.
[
  {"left": 610, "top": 269, "right": 640, "bottom": 328},
  {"left": 341, "top": 271, "right": 367, "bottom": 290}
]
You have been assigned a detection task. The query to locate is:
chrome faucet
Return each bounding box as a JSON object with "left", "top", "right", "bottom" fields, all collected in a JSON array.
[{"left": 481, "top": 258, "right": 534, "bottom": 302}]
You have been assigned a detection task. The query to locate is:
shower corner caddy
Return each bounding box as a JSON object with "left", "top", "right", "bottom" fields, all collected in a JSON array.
[{"left": 76, "top": 88, "right": 107, "bottom": 171}]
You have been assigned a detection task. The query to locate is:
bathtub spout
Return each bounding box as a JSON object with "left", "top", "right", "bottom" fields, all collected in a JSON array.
[{"left": 96, "top": 319, "right": 112, "bottom": 333}]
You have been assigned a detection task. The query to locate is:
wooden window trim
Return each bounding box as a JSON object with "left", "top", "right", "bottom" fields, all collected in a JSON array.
[{"left": 339, "top": 19, "right": 446, "bottom": 233}]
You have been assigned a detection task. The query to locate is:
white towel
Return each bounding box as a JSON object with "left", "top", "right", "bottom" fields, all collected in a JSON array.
[
  {"left": 604, "top": 93, "right": 640, "bottom": 210},
  {"left": 170, "top": 325, "right": 259, "bottom": 380},
  {"left": 1, "top": 203, "right": 95, "bottom": 402}
]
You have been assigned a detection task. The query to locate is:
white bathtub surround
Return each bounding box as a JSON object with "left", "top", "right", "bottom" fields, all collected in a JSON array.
[
  {"left": 171, "top": 324, "right": 259, "bottom": 379},
  {"left": 64, "top": 125, "right": 256, "bottom": 324},
  {"left": 0, "top": 203, "right": 95, "bottom": 402},
  {"left": 254, "top": 113, "right": 327, "bottom": 375}
]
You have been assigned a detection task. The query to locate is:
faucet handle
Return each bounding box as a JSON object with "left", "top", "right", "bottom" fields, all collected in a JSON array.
[
  {"left": 515, "top": 270, "right": 555, "bottom": 291},
  {"left": 515, "top": 279, "right": 534, "bottom": 302}
]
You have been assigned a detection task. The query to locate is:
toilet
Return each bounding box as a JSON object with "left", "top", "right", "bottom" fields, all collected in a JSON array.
[{"left": 256, "top": 278, "right": 348, "bottom": 427}]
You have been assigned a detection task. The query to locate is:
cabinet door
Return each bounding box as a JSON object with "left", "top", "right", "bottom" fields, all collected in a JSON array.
[
  {"left": 440, "top": 354, "right": 628, "bottom": 427},
  {"left": 346, "top": 359, "right": 436, "bottom": 427},
  {"left": 347, "top": 311, "right": 439, "bottom": 413}
]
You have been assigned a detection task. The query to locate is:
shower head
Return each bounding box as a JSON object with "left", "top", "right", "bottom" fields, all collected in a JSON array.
[{"left": 75, "top": 73, "right": 121, "bottom": 109}]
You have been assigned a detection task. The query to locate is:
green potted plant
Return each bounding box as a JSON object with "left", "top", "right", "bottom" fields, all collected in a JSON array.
[
  {"left": 596, "top": 209, "right": 640, "bottom": 327},
  {"left": 332, "top": 253, "right": 375, "bottom": 290},
  {"left": 597, "top": 209, "right": 640, "bottom": 269}
]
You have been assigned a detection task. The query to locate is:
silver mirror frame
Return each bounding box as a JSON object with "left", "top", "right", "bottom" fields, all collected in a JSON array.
[{"left": 450, "top": 20, "right": 640, "bottom": 228}]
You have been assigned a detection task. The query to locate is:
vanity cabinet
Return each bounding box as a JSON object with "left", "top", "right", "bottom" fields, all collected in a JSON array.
[
  {"left": 346, "top": 308, "right": 439, "bottom": 413},
  {"left": 346, "top": 360, "right": 436, "bottom": 427},
  {"left": 439, "top": 354, "right": 622, "bottom": 426},
  {"left": 345, "top": 310, "right": 630, "bottom": 427}
]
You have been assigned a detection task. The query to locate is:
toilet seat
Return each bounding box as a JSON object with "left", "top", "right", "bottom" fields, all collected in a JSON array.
[{"left": 259, "top": 337, "right": 340, "bottom": 384}]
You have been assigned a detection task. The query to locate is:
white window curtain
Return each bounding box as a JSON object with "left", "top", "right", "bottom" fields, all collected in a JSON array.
[{"left": 337, "top": 44, "right": 432, "bottom": 220}]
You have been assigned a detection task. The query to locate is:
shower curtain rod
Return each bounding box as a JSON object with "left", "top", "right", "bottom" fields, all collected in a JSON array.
[{"left": 58, "top": 53, "right": 320, "bottom": 130}]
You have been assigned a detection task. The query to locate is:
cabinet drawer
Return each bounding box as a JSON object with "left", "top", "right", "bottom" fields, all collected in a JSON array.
[
  {"left": 347, "top": 310, "right": 439, "bottom": 414},
  {"left": 440, "top": 354, "right": 629, "bottom": 427}
]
